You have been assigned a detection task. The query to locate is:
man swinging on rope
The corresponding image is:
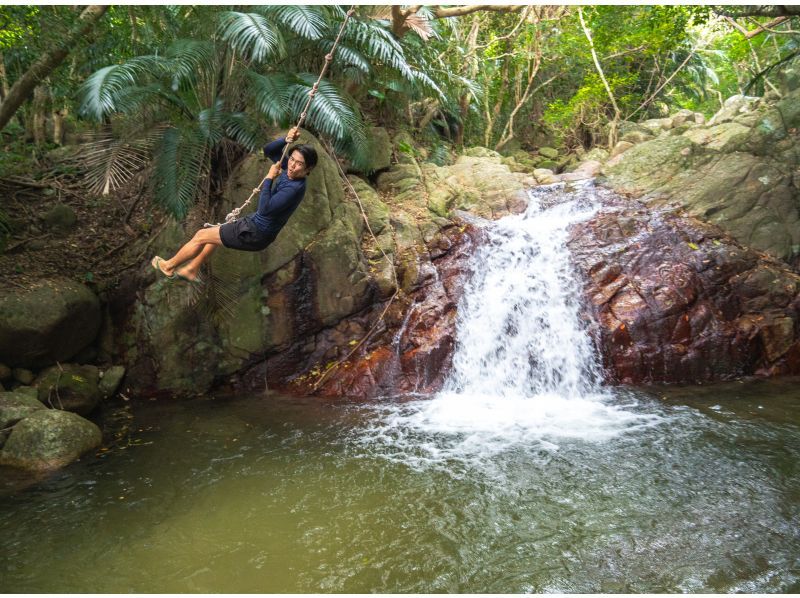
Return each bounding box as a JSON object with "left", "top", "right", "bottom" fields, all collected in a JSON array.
[{"left": 151, "top": 127, "right": 318, "bottom": 282}]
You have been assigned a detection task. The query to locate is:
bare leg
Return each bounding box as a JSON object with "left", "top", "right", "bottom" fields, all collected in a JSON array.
[
  {"left": 154, "top": 227, "right": 223, "bottom": 277},
  {"left": 176, "top": 244, "right": 217, "bottom": 281}
]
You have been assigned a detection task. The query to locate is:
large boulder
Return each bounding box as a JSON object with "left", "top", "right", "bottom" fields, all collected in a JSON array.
[
  {"left": 0, "top": 389, "right": 46, "bottom": 446},
  {"left": 602, "top": 89, "right": 800, "bottom": 262},
  {"left": 569, "top": 197, "right": 800, "bottom": 384},
  {"left": 35, "top": 364, "right": 101, "bottom": 415},
  {"left": 0, "top": 409, "right": 102, "bottom": 471},
  {"left": 0, "top": 278, "right": 101, "bottom": 368}
]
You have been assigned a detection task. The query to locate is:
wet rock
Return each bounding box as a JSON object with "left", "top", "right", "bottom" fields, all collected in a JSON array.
[
  {"left": 0, "top": 277, "right": 101, "bottom": 369},
  {"left": 0, "top": 409, "right": 101, "bottom": 471},
  {"left": 570, "top": 199, "right": 800, "bottom": 384},
  {"left": 35, "top": 364, "right": 101, "bottom": 415},
  {"left": 98, "top": 365, "right": 126, "bottom": 399},
  {"left": 256, "top": 224, "right": 479, "bottom": 399}
]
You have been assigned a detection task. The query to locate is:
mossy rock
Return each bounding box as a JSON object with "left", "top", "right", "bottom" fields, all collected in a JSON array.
[
  {"left": 0, "top": 389, "right": 45, "bottom": 430},
  {"left": 0, "top": 278, "right": 101, "bottom": 369},
  {"left": 538, "top": 146, "right": 559, "bottom": 159},
  {"left": 0, "top": 409, "right": 102, "bottom": 471},
  {"left": 35, "top": 364, "right": 101, "bottom": 415}
]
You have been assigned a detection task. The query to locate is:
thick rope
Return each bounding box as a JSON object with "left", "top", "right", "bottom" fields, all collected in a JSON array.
[{"left": 205, "top": 6, "right": 357, "bottom": 228}]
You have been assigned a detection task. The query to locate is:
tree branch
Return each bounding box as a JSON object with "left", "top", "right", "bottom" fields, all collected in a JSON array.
[{"left": 0, "top": 5, "right": 109, "bottom": 132}]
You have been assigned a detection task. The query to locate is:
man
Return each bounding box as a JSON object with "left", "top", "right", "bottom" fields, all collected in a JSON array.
[{"left": 151, "top": 127, "right": 318, "bottom": 282}]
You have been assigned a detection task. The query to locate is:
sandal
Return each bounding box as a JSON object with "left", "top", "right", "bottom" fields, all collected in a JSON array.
[{"left": 151, "top": 256, "right": 175, "bottom": 279}]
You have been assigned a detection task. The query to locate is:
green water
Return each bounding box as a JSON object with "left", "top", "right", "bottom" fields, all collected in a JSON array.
[{"left": 1, "top": 379, "right": 800, "bottom": 593}]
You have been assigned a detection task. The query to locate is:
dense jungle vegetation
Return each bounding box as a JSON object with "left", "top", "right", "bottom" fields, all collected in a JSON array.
[{"left": 0, "top": 4, "right": 799, "bottom": 247}]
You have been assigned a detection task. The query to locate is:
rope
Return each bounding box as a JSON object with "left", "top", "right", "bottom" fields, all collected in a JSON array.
[{"left": 205, "top": 6, "right": 357, "bottom": 228}]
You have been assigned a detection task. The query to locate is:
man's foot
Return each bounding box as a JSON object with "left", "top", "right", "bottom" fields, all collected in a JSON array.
[
  {"left": 175, "top": 267, "right": 202, "bottom": 284},
  {"left": 151, "top": 256, "right": 175, "bottom": 279}
]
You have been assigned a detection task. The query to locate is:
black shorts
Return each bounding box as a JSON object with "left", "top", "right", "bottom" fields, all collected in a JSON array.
[{"left": 219, "top": 217, "right": 277, "bottom": 252}]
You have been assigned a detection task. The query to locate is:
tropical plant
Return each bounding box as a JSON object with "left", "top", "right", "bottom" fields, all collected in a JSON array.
[{"left": 77, "top": 6, "right": 423, "bottom": 219}]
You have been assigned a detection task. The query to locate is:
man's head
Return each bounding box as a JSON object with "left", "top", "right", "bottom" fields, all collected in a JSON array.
[{"left": 287, "top": 144, "right": 318, "bottom": 180}]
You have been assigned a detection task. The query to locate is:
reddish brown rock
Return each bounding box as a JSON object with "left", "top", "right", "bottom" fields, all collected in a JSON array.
[
  {"left": 569, "top": 199, "right": 800, "bottom": 384},
  {"left": 240, "top": 223, "right": 481, "bottom": 398}
]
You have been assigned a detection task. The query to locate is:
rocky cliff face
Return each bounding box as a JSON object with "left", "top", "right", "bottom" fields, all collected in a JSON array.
[
  {"left": 601, "top": 89, "right": 800, "bottom": 266},
  {"left": 569, "top": 194, "right": 800, "bottom": 385},
  {"left": 108, "top": 130, "right": 533, "bottom": 399}
]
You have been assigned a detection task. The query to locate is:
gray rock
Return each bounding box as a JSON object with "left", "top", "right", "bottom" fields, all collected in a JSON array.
[
  {"left": 709, "top": 94, "right": 759, "bottom": 125},
  {"left": 0, "top": 409, "right": 102, "bottom": 471},
  {"left": 620, "top": 130, "right": 654, "bottom": 145},
  {"left": 0, "top": 390, "right": 46, "bottom": 430},
  {"left": 640, "top": 118, "right": 673, "bottom": 133},
  {"left": 610, "top": 141, "right": 635, "bottom": 158},
  {"left": 362, "top": 126, "right": 393, "bottom": 173},
  {"left": 12, "top": 368, "right": 34, "bottom": 385},
  {"left": 463, "top": 146, "right": 502, "bottom": 159},
  {"left": 98, "top": 365, "right": 126, "bottom": 399},
  {"left": 538, "top": 146, "right": 559, "bottom": 159},
  {"left": 0, "top": 278, "right": 101, "bottom": 369},
  {"left": 35, "top": 364, "right": 101, "bottom": 415}
]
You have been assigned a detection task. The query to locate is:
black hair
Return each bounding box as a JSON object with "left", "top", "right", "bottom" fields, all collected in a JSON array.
[{"left": 291, "top": 144, "right": 318, "bottom": 170}]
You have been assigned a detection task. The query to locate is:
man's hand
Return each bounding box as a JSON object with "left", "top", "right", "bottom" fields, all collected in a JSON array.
[
  {"left": 267, "top": 163, "right": 281, "bottom": 180},
  {"left": 286, "top": 127, "right": 300, "bottom": 143}
]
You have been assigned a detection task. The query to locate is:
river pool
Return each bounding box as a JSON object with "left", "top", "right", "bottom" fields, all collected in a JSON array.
[{"left": 1, "top": 379, "right": 799, "bottom": 593}]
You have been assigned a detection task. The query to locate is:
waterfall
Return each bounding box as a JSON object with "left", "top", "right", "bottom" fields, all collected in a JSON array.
[
  {"left": 364, "top": 181, "right": 660, "bottom": 463},
  {"left": 444, "top": 181, "right": 604, "bottom": 399}
]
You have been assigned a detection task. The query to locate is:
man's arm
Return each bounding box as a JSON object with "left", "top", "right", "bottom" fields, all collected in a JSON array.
[{"left": 263, "top": 137, "right": 288, "bottom": 165}]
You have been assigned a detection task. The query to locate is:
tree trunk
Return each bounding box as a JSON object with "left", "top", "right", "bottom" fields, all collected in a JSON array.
[
  {"left": 32, "top": 85, "right": 49, "bottom": 145},
  {"left": 0, "top": 5, "right": 109, "bottom": 133},
  {"left": 578, "top": 7, "right": 621, "bottom": 149},
  {"left": 455, "top": 15, "right": 481, "bottom": 147},
  {"left": 53, "top": 105, "right": 67, "bottom": 145},
  {"left": 0, "top": 53, "right": 10, "bottom": 101}
]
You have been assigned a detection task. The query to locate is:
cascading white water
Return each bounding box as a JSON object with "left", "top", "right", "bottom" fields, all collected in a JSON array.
[
  {"left": 366, "top": 181, "right": 660, "bottom": 463},
  {"left": 445, "top": 181, "right": 603, "bottom": 399}
]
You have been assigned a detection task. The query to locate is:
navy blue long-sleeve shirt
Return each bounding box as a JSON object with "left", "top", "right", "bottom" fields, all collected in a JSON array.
[{"left": 251, "top": 137, "right": 307, "bottom": 236}]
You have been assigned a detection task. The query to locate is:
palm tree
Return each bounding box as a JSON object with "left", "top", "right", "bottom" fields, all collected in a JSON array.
[{"left": 78, "top": 5, "right": 425, "bottom": 219}]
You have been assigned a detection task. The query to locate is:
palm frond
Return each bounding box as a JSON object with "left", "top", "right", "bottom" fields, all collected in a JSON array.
[
  {"left": 288, "top": 74, "right": 363, "bottom": 141},
  {"left": 152, "top": 126, "right": 210, "bottom": 219},
  {"left": 218, "top": 11, "right": 286, "bottom": 63},
  {"left": 76, "top": 130, "right": 155, "bottom": 196},
  {"left": 223, "top": 112, "right": 263, "bottom": 152},
  {"left": 248, "top": 71, "right": 293, "bottom": 123},
  {"left": 344, "top": 19, "right": 414, "bottom": 81},
  {"left": 197, "top": 98, "right": 226, "bottom": 145},
  {"left": 165, "top": 39, "right": 217, "bottom": 93},
  {"left": 259, "top": 5, "right": 328, "bottom": 40},
  {"left": 79, "top": 56, "right": 166, "bottom": 120},
  {"left": 318, "top": 41, "right": 371, "bottom": 74}
]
